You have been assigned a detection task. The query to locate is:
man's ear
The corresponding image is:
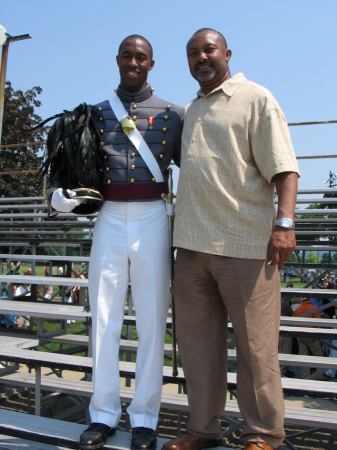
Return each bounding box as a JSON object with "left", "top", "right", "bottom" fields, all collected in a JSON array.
[
  {"left": 225, "top": 49, "right": 232, "bottom": 62},
  {"left": 148, "top": 59, "right": 155, "bottom": 71}
]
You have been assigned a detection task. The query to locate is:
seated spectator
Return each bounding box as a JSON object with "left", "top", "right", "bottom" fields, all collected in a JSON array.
[
  {"left": 321, "top": 282, "right": 337, "bottom": 380},
  {"left": 322, "top": 282, "right": 336, "bottom": 319},
  {"left": 310, "top": 296, "right": 323, "bottom": 311},
  {"left": 73, "top": 268, "right": 85, "bottom": 303},
  {"left": 293, "top": 297, "right": 324, "bottom": 379},
  {"left": 8, "top": 261, "right": 21, "bottom": 275},
  {"left": 43, "top": 266, "right": 53, "bottom": 300},
  {"left": 14, "top": 284, "right": 31, "bottom": 328},
  {"left": 323, "top": 341, "right": 337, "bottom": 381},
  {"left": 15, "top": 268, "right": 33, "bottom": 298},
  {"left": 15, "top": 284, "right": 30, "bottom": 297},
  {"left": 64, "top": 272, "right": 77, "bottom": 324},
  {"left": 1, "top": 285, "right": 19, "bottom": 328}
]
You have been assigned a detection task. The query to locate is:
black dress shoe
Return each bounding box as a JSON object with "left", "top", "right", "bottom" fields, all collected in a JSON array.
[
  {"left": 132, "top": 427, "right": 157, "bottom": 450},
  {"left": 79, "top": 422, "right": 116, "bottom": 449}
]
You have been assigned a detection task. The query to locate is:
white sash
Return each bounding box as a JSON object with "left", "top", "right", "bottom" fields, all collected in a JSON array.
[{"left": 109, "top": 93, "right": 164, "bottom": 183}]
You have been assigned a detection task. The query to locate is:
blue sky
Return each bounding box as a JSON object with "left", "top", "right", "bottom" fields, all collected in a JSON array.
[{"left": 1, "top": 0, "right": 337, "bottom": 195}]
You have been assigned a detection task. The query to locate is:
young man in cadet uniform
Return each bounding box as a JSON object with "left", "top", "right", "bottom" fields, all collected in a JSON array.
[{"left": 49, "top": 35, "right": 184, "bottom": 450}]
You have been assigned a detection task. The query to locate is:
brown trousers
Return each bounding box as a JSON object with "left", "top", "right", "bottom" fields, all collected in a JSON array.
[
  {"left": 173, "top": 248, "right": 285, "bottom": 448},
  {"left": 297, "top": 337, "right": 323, "bottom": 379}
]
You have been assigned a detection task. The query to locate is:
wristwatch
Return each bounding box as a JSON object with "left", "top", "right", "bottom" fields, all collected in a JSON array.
[{"left": 274, "top": 218, "right": 295, "bottom": 230}]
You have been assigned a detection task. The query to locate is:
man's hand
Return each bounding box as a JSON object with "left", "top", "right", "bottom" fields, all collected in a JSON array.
[
  {"left": 51, "top": 188, "right": 82, "bottom": 213},
  {"left": 266, "top": 228, "right": 296, "bottom": 272},
  {"left": 268, "top": 171, "right": 298, "bottom": 271}
]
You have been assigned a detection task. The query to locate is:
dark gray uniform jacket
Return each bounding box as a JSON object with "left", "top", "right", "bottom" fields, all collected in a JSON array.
[
  {"left": 92, "top": 84, "right": 184, "bottom": 201},
  {"left": 48, "top": 85, "right": 183, "bottom": 213}
]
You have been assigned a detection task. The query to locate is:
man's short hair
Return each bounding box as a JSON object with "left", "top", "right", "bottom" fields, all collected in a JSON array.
[
  {"left": 118, "top": 35, "right": 153, "bottom": 59},
  {"left": 187, "top": 28, "right": 228, "bottom": 49}
]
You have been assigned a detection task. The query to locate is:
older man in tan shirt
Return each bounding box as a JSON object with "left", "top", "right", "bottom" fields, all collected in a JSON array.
[{"left": 163, "top": 29, "right": 299, "bottom": 450}]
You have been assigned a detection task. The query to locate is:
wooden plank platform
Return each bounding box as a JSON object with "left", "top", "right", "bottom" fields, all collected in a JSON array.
[
  {"left": 2, "top": 369, "right": 337, "bottom": 402},
  {"left": 0, "top": 409, "right": 231, "bottom": 450},
  {"left": 0, "top": 433, "right": 75, "bottom": 449},
  {"left": 0, "top": 300, "right": 90, "bottom": 322},
  {"left": 0, "top": 336, "right": 39, "bottom": 349},
  {"left": 0, "top": 399, "right": 337, "bottom": 450}
]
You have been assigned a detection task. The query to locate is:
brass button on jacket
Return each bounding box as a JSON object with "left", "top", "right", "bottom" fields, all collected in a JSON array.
[{"left": 131, "top": 164, "right": 136, "bottom": 170}]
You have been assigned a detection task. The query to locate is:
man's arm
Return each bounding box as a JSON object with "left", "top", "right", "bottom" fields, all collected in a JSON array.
[{"left": 267, "top": 171, "right": 298, "bottom": 271}]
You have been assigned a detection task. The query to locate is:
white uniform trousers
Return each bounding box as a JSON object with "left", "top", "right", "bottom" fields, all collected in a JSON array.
[{"left": 88, "top": 200, "right": 170, "bottom": 430}]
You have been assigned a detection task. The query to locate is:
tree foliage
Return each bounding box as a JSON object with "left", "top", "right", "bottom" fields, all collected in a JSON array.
[{"left": 0, "top": 81, "right": 47, "bottom": 198}]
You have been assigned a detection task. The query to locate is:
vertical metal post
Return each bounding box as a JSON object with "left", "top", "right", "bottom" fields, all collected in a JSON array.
[
  {"left": 0, "top": 42, "right": 9, "bottom": 145},
  {"left": 35, "top": 365, "right": 41, "bottom": 416}
]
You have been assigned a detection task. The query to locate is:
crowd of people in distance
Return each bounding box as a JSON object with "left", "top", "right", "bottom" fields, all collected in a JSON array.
[
  {"left": 0, "top": 262, "right": 88, "bottom": 329},
  {"left": 280, "top": 274, "right": 337, "bottom": 381}
]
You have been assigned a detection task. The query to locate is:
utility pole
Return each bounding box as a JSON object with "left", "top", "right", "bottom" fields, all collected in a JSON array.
[{"left": 0, "top": 25, "right": 31, "bottom": 145}]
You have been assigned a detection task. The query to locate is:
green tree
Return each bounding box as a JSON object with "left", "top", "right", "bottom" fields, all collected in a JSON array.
[
  {"left": 321, "top": 252, "right": 337, "bottom": 264},
  {"left": 304, "top": 251, "right": 319, "bottom": 264},
  {"left": 0, "top": 81, "right": 46, "bottom": 198}
]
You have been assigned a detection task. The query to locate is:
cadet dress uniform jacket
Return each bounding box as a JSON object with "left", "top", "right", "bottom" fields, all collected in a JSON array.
[
  {"left": 92, "top": 84, "right": 182, "bottom": 197},
  {"left": 87, "top": 84, "right": 184, "bottom": 431}
]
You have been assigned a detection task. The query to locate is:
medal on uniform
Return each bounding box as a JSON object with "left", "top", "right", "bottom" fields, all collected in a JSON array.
[
  {"left": 148, "top": 116, "right": 154, "bottom": 129},
  {"left": 120, "top": 116, "right": 136, "bottom": 135}
]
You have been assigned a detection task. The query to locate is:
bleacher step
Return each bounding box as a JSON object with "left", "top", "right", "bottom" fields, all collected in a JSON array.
[
  {"left": 0, "top": 433, "right": 72, "bottom": 449},
  {"left": 0, "top": 410, "right": 234, "bottom": 450}
]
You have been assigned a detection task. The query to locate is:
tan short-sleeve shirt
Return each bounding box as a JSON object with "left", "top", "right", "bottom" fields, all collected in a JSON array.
[{"left": 173, "top": 73, "right": 300, "bottom": 260}]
